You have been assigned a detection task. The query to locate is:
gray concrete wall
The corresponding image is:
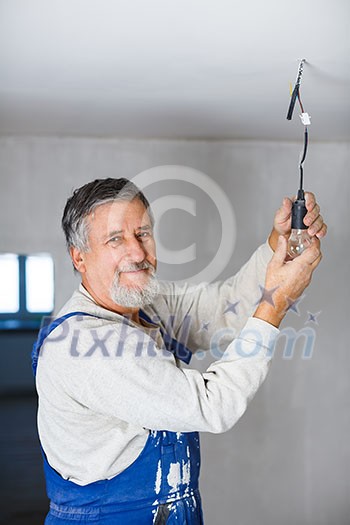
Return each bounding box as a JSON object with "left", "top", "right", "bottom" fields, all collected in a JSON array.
[{"left": 0, "top": 136, "right": 349, "bottom": 524}]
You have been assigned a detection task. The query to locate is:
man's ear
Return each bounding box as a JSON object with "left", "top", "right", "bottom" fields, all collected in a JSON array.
[{"left": 70, "top": 247, "right": 87, "bottom": 273}]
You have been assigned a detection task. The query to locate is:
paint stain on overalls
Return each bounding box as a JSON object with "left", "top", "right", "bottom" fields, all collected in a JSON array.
[{"left": 32, "top": 311, "right": 204, "bottom": 524}]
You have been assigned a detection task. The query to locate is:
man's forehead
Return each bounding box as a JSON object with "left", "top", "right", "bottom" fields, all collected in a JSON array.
[{"left": 89, "top": 199, "right": 151, "bottom": 227}]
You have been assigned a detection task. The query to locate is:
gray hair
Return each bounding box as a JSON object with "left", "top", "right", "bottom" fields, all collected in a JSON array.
[{"left": 62, "top": 178, "right": 154, "bottom": 252}]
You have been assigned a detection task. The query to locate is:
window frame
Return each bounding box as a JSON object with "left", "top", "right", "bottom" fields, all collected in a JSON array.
[{"left": 0, "top": 254, "right": 54, "bottom": 330}]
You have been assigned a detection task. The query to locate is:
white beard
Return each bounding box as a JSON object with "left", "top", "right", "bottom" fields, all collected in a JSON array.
[{"left": 110, "top": 261, "right": 159, "bottom": 308}]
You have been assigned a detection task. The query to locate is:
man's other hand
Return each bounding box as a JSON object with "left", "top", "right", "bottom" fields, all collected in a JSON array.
[
  {"left": 269, "top": 192, "right": 327, "bottom": 252},
  {"left": 254, "top": 235, "right": 322, "bottom": 327}
]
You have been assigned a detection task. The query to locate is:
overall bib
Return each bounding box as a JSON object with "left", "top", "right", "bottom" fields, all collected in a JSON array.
[{"left": 32, "top": 311, "right": 204, "bottom": 524}]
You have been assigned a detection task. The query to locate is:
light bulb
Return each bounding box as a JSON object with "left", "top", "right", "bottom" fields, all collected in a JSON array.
[
  {"left": 287, "top": 228, "right": 312, "bottom": 259},
  {"left": 287, "top": 192, "right": 311, "bottom": 259}
]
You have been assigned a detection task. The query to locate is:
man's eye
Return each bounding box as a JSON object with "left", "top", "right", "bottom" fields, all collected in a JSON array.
[
  {"left": 108, "top": 237, "right": 121, "bottom": 243},
  {"left": 138, "top": 232, "right": 151, "bottom": 239}
]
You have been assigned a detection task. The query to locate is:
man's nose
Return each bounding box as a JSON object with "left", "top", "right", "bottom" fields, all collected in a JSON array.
[{"left": 125, "top": 236, "right": 146, "bottom": 262}]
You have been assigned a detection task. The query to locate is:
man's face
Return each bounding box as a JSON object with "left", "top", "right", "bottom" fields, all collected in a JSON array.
[{"left": 71, "top": 198, "right": 158, "bottom": 312}]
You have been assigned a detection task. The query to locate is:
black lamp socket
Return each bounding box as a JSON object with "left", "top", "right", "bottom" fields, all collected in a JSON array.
[{"left": 291, "top": 199, "right": 308, "bottom": 230}]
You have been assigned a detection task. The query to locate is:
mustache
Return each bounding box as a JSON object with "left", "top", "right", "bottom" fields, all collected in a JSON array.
[{"left": 117, "top": 260, "right": 156, "bottom": 275}]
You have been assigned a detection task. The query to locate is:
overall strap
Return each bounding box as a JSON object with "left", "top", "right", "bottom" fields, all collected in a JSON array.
[
  {"left": 139, "top": 310, "right": 192, "bottom": 365},
  {"left": 32, "top": 308, "right": 193, "bottom": 377},
  {"left": 31, "top": 311, "right": 95, "bottom": 376}
]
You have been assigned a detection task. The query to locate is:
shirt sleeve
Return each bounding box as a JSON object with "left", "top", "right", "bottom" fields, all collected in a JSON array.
[
  {"left": 146, "top": 241, "right": 273, "bottom": 353},
  {"left": 63, "top": 316, "right": 278, "bottom": 434}
]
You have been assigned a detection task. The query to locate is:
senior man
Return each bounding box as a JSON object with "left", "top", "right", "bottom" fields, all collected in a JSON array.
[{"left": 33, "top": 177, "right": 326, "bottom": 524}]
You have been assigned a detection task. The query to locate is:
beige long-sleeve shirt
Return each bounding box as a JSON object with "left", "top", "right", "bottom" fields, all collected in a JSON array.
[{"left": 36, "top": 242, "right": 279, "bottom": 485}]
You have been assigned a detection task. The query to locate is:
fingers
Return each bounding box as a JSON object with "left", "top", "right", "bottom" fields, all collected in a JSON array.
[
  {"left": 274, "top": 197, "right": 292, "bottom": 225},
  {"left": 280, "top": 197, "right": 292, "bottom": 219},
  {"left": 307, "top": 216, "right": 327, "bottom": 238},
  {"left": 272, "top": 198, "right": 293, "bottom": 238},
  {"left": 310, "top": 252, "right": 322, "bottom": 271},
  {"left": 264, "top": 236, "right": 321, "bottom": 319},
  {"left": 282, "top": 196, "right": 293, "bottom": 212},
  {"left": 315, "top": 222, "right": 327, "bottom": 239},
  {"left": 304, "top": 203, "right": 320, "bottom": 226},
  {"left": 273, "top": 192, "right": 327, "bottom": 242},
  {"left": 303, "top": 192, "right": 327, "bottom": 238},
  {"left": 307, "top": 214, "right": 324, "bottom": 236},
  {"left": 297, "top": 237, "right": 322, "bottom": 266},
  {"left": 304, "top": 191, "right": 316, "bottom": 210},
  {"left": 270, "top": 235, "right": 287, "bottom": 266}
]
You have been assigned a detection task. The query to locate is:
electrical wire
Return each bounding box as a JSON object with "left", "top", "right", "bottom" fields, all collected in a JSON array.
[
  {"left": 286, "top": 59, "right": 309, "bottom": 197},
  {"left": 297, "top": 92, "right": 305, "bottom": 114},
  {"left": 297, "top": 90, "right": 308, "bottom": 194},
  {"left": 286, "top": 59, "right": 306, "bottom": 121},
  {"left": 299, "top": 127, "right": 308, "bottom": 194}
]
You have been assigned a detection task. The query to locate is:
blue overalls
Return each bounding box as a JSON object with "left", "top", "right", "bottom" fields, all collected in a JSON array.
[{"left": 32, "top": 311, "right": 204, "bottom": 524}]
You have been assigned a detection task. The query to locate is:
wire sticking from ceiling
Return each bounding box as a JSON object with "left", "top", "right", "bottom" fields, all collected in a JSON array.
[{"left": 286, "top": 58, "right": 311, "bottom": 196}]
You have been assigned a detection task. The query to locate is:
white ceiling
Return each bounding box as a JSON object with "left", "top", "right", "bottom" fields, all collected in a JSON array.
[{"left": 0, "top": 0, "right": 349, "bottom": 141}]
